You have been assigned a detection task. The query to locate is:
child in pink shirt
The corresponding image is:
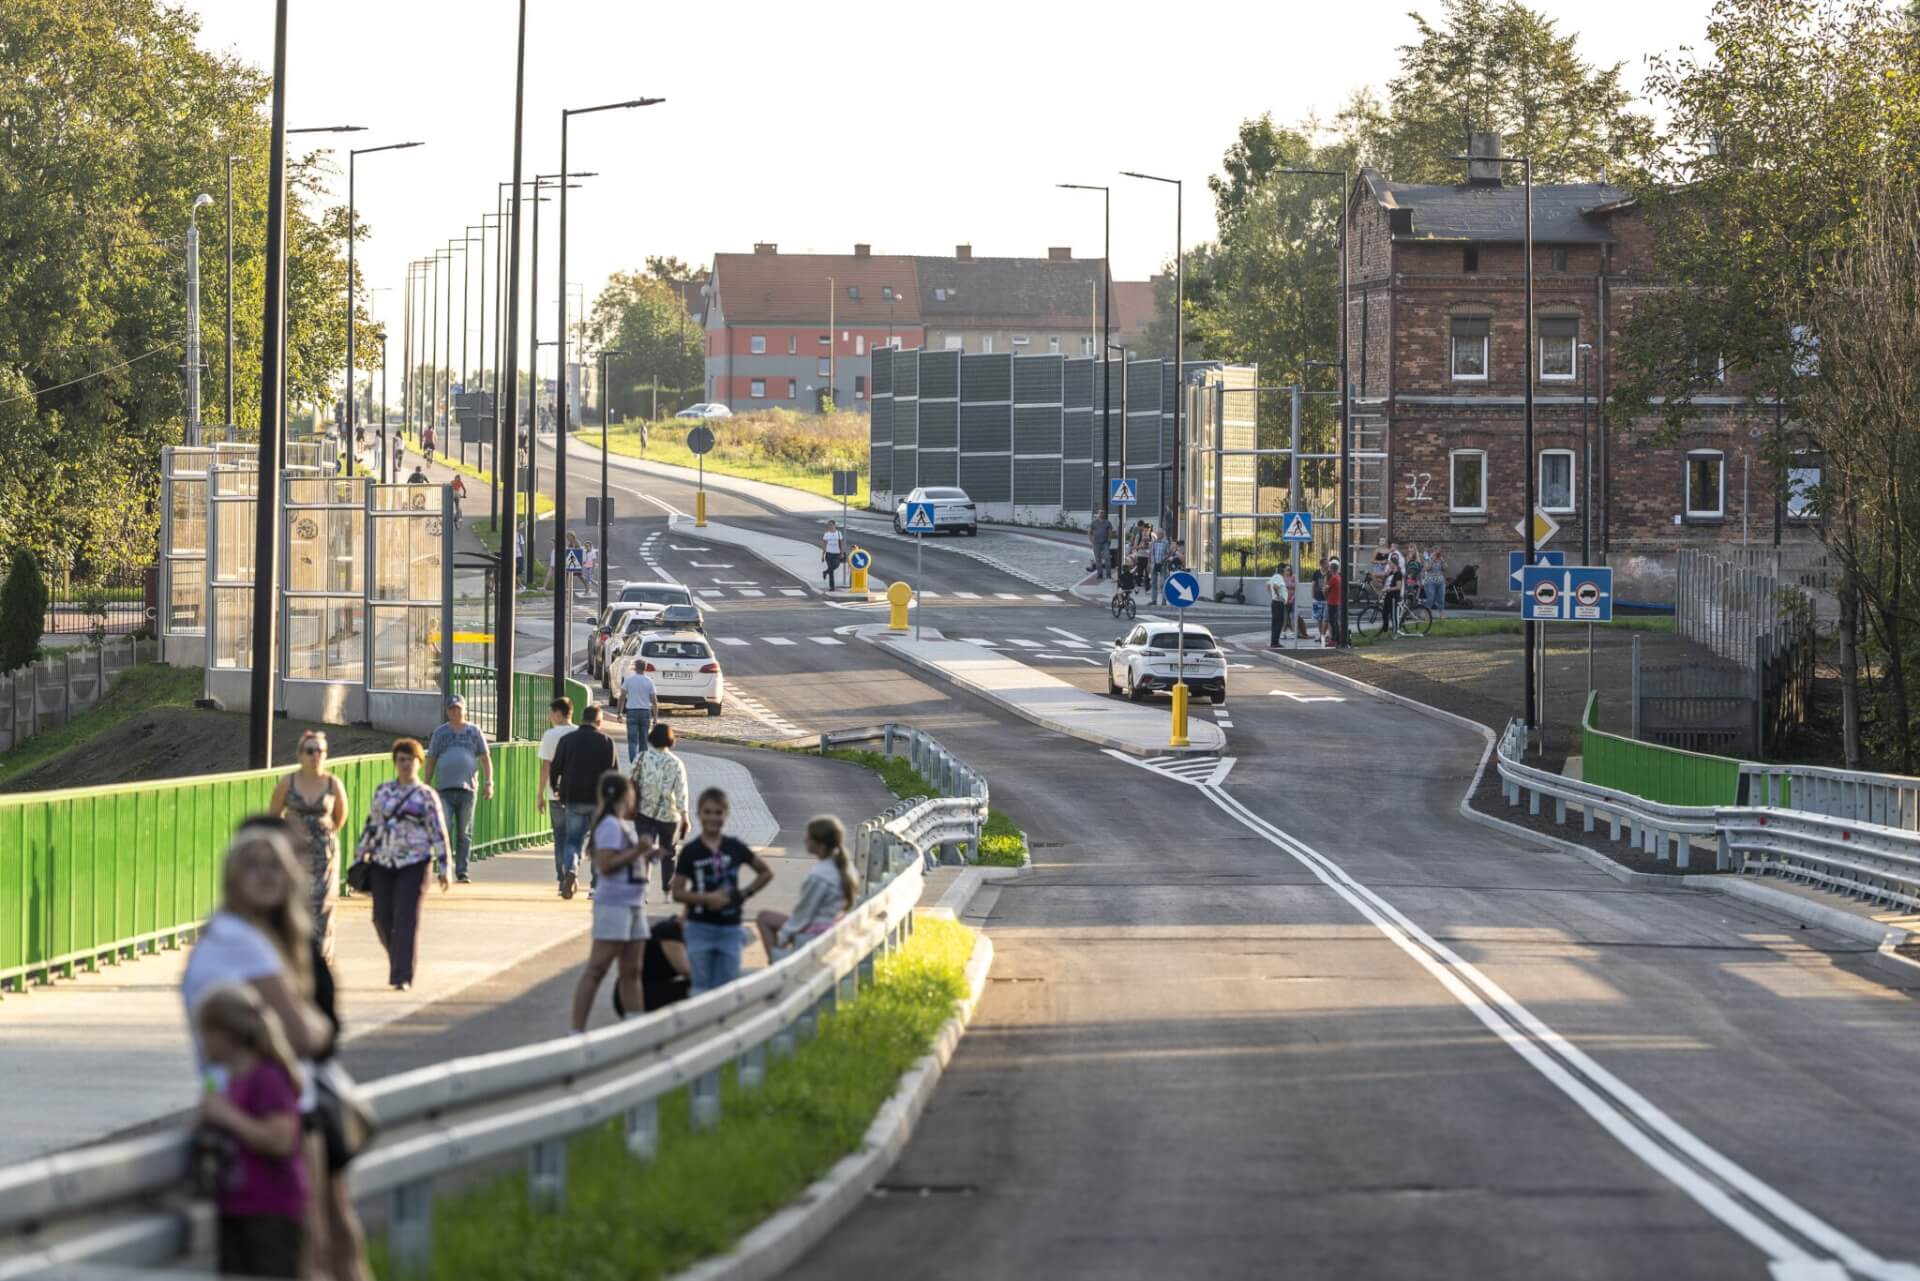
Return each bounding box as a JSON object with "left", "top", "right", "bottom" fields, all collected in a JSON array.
[{"left": 195, "top": 985, "right": 310, "bottom": 1278}]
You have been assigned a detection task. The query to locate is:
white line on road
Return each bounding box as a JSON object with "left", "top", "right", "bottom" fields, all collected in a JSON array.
[
  {"left": 1270, "top": 689, "right": 1345, "bottom": 702},
  {"left": 1006, "top": 638, "right": 1044, "bottom": 648},
  {"left": 698, "top": 590, "right": 724, "bottom": 598},
  {"left": 994, "top": 593, "right": 1023, "bottom": 600},
  {"left": 763, "top": 637, "right": 795, "bottom": 646},
  {"left": 952, "top": 592, "right": 982, "bottom": 599},
  {"left": 715, "top": 637, "right": 750, "bottom": 646},
  {"left": 808, "top": 636, "right": 845, "bottom": 646},
  {"left": 1047, "top": 626, "right": 1092, "bottom": 644},
  {"left": 779, "top": 589, "right": 806, "bottom": 597},
  {"left": 960, "top": 637, "right": 998, "bottom": 647},
  {"left": 737, "top": 589, "right": 766, "bottom": 597},
  {"left": 690, "top": 562, "right": 733, "bottom": 568}
]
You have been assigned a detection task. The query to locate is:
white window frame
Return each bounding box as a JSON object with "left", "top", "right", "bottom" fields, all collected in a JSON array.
[
  {"left": 750, "top": 379, "right": 766, "bottom": 399},
  {"left": 1538, "top": 449, "right": 1575, "bottom": 513},
  {"left": 854, "top": 375, "right": 867, "bottom": 400},
  {"left": 750, "top": 334, "right": 766, "bottom": 355},
  {"left": 1048, "top": 336, "right": 1060, "bottom": 354},
  {"left": 787, "top": 335, "right": 797, "bottom": 355},
  {"left": 1011, "top": 335, "right": 1029, "bottom": 348},
  {"left": 943, "top": 334, "right": 964, "bottom": 351},
  {"left": 1685, "top": 450, "right": 1726, "bottom": 519},
  {"left": 981, "top": 336, "right": 995, "bottom": 354},
  {"left": 1449, "top": 449, "right": 1488, "bottom": 514},
  {"left": 855, "top": 335, "right": 865, "bottom": 356},
  {"left": 817, "top": 357, "right": 831, "bottom": 378},
  {"left": 1450, "top": 324, "right": 1488, "bottom": 382},
  {"left": 1080, "top": 336, "right": 1095, "bottom": 356},
  {"left": 1787, "top": 455, "right": 1821, "bottom": 521},
  {"left": 1539, "top": 332, "right": 1576, "bottom": 381}
]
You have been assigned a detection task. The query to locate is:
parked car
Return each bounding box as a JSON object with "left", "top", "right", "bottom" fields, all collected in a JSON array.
[
  {"left": 893, "top": 486, "right": 978, "bottom": 537},
  {"left": 620, "top": 631, "right": 725, "bottom": 717},
  {"left": 1106, "top": 623, "right": 1227, "bottom": 704},
  {"left": 588, "top": 602, "right": 649, "bottom": 677},
  {"left": 654, "top": 603, "right": 704, "bottom": 633},
  {"left": 674, "top": 403, "right": 733, "bottom": 420},
  {"left": 594, "top": 583, "right": 698, "bottom": 679}
]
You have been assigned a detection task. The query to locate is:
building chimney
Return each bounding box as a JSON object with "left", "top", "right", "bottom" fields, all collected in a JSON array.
[
  {"left": 854, "top": 243, "right": 871, "bottom": 258},
  {"left": 955, "top": 243, "right": 972, "bottom": 260},
  {"left": 1466, "top": 132, "right": 1504, "bottom": 186},
  {"left": 1047, "top": 246, "right": 1072, "bottom": 261},
  {"left": 753, "top": 242, "right": 778, "bottom": 255}
]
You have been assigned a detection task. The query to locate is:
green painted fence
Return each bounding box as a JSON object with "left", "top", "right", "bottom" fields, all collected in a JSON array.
[
  {"left": 1580, "top": 692, "right": 1742, "bottom": 807},
  {"left": 0, "top": 723, "right": 567, "bottom": 991},
  {"left": 451, "top": 663, "right": 595, "bottom": 742}
]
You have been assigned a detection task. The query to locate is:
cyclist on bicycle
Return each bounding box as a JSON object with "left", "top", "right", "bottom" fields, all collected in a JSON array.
[{"left": 450, "top": 474, "right": 467, "bottom": 527}]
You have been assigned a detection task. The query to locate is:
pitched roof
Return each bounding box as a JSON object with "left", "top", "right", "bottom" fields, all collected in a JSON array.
[
  {"left": 711, "top": 252, "right": 921, "bottom": 325},
  {"left": 1357, "top": 167, "right": 1628, "bottom": 244},
  {"left": 1110, "top": 279, "right": 1160, "bottom": 344},
  {"left": 914, "top": 256, "right": 1107, "bottom": 330}
]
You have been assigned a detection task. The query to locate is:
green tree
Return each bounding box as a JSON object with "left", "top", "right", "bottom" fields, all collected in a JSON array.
[
  {"left": 583, "top": 272, "right": 706, "bottom": 420},
  {"left": 0, "top": 548, "right": 50, "bottom": 674}
]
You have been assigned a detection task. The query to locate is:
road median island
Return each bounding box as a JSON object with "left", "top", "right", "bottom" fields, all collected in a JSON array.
[
  {"left": 369, "top": 916, "right": 987, "bottom": 1281},
  {"left": 815, "top": 744, "right": 1029, "bottom": 867}
]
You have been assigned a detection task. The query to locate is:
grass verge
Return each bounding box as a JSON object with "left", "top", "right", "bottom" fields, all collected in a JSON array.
[
  {"left": 590, "top": 410, "right": 870, "bottom": 508},
  {"left": 1348, "top": 613, "right": 1675, "bottom": 648},
  {"left": 0, "top": 663, "right": 203, "bottom": 787},
  {"left": 372, "top": 915, "right": 975, "bottom": 1281},
  {"left": 825, "top": 748, "right": 1028, "bottom": 867},
  {"left": 435, "top": 454, "right": 556, "bottom": 518}
]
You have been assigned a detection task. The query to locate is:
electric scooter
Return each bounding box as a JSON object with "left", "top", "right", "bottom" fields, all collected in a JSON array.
[{"left": 1214, "top": 545, "right": 1249, "bottom": 604}]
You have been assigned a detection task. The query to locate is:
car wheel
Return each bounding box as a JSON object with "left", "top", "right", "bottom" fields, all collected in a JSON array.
[
  {"left": 892, "top": 516, "right": 903, "bottom": 534},
  {"left": 965, "top": 524, "right": 979, "bottom": 537},
  {"left": 1106, "top": 664, "right": 1120, "bottom": 696},
  {"left": 1128, "top": 672, "right": 1147, "bottom": 703},
  {"left": 1210, "top": 690, "right": 1227, "bottom": 705},
  {"left": 706, "top": 701, "right": 723, "bottom": 717}
]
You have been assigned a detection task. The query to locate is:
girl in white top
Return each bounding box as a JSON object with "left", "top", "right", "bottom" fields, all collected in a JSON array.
[
  {"left": 569, "top": 771, "right": 659, "bottom": 1031},
  {"left": 756, "top": 816, "right": 859, "bottom": 960}
]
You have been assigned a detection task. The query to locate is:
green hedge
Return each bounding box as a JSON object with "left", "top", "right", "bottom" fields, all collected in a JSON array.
[{"left": 1579, "top": 692, "right": 1741, "bottom": 807}]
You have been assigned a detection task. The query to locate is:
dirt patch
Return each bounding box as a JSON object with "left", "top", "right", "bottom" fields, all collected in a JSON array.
[{"left": 0, "top": 709, "right": 404, "bottom": 794}]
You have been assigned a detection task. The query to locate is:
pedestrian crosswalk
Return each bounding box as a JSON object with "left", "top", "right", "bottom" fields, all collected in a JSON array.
[{"left": 678, "top": 586, "right": 1066, "bottom": 603}]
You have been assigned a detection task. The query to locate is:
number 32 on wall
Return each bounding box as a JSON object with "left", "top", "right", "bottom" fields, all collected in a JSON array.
[{"left": 1404, "top": 471, "right": 1434, "bottom": 503}]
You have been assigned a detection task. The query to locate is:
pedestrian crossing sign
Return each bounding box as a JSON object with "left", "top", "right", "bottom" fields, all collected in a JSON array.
[
  {"left": 564, "top": 546, "right": 585, "bottom": 573},
  {"left": 1109, "top": 477, "right": 1138, "bottom": 507},
  {"left": 1281, "top": 511, "right": 1313, "bottom": 542},
  {"left": 904, "top": 501, "right": 936, "bottom": 534}
]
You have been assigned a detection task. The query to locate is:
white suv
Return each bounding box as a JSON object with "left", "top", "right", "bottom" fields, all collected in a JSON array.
[
  {"left": 622, "top": 631, "right": 724, "bottom": 716},
  {"left": 1107, "top": 623, "right": 1227, "bottom": 704}
]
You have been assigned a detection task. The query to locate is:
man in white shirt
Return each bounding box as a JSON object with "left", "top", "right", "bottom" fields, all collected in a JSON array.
[
  {"left": 619, "top": 665, "right": 660, "bottom": 765},
  {"left": 535, "top": 697, "right": 575, "bottom": 887},
  {"left": 1267, "top": 566, "right": 1291, "bottom": 648},
  {"left": 821, "top": 520, "right": 844, "bottom": 589}
]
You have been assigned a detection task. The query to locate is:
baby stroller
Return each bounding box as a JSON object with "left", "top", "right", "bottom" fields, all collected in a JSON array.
[
  {"left": 1111, "top": 560, "right": 1141, "bottom": 619},
  {"left": 1445, "top": 563, "right": 1478, "bottom": 608}
]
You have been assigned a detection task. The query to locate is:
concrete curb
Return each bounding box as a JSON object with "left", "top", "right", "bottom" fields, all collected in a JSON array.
[
  {"left": 924, "top": 865, "right": 1023, "bottom": 920},
  {"left": 855, "top": 626, "right": 1220, "bottom": 757},
  {"left": 1242, "top": 642, "right": 1920, "bottom": 949},
  {"left": 669, "top": 924, "right": 996, "bottom": 1281}
]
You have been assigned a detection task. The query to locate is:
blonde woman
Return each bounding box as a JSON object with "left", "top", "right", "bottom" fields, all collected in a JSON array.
[
  {"left": 268, "top": 730, "right": 349, "bottom": 958},
  {"left": 755, "top": 817, "right": 858, "bottom": 960}
]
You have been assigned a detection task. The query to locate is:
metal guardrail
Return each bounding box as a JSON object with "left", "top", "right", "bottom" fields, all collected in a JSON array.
[
  {"left": 0, "top": 729, "right": 991, "bottom": 1280},
  {"left": 1740, "top": 760, "right": 1920, "bottom": 832},
  {"left": 1497, "top": 719, "right": 1920, "bottom": 912}
]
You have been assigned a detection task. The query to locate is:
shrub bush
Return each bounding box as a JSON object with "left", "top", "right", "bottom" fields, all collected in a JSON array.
[{"left": 0, "top": 548, "right": 50, "bottom": 673}]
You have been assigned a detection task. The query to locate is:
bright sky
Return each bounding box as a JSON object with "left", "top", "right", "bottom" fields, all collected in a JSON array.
[{"left": 179, "top": 0, "right": 1717, "bottom": 377}]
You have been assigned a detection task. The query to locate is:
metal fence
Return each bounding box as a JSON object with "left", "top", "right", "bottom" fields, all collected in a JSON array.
[
  {"left": 41, "top": 565, "right": 157, "bottom": 637},
  {"left": 1664, "top": 550, "right": 1816, "bottom": 757},
  {"left": 1584, "top": 692, "right": 1743, "bottom": 806},
  {"left": 0, "top": 637, "right": 160, "bottom": 756},
  {"left": 449, "top": 662, "right": 594, "bottom": 742}
]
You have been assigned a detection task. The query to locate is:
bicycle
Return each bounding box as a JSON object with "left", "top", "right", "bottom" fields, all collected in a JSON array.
[
  {"left": 1356, "top": 594, "right": 1433, "bottom": 639},
  {"left": 1110, "top": 563, "right": 1140, "bottom": 619}
]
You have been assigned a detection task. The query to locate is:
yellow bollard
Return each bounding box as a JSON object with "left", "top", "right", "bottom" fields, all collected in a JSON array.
[
  {"left": 849, "top": 547, "right": 870, "bottom": 594},
  {"left": 887, "top": 580, "right": 912, "bottom": 632},
  {"left": 695, "top": 489, "right": 707, "bottom": 527},
  {"left": 1169, "top": 681, "right": 1191, "bottom": 748}
]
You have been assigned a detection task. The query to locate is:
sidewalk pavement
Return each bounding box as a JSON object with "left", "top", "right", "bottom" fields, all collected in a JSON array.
[
  {"left": 855, "top": 624, "right": 1223, "bottom": 755},
  {"left": 0, "top": 751, "right": 780, "bottom": 1163}
]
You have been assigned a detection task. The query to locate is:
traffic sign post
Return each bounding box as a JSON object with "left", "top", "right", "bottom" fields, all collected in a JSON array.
[
  {"left": 1163, "top": 570, "right": 1200, "bottom": 748},
  {"left": 1520, "top": 565, "right": 1612, "bottom": 623},
  {"left": 1109, "top": 477, "right": 1138, "bottom": 508},
  {"left": 1280, "top": 511, "right": 1314, "bottom": 543},
  {"left": 1508, "top": 549, "right": 1566, "bottom": 591},
  {"left": 687, "top": 425, "right": 715, "bottom": 526},
  {"left": 903, "top": 500, "right": 935, "bottom": 601},
  {"left": 848, "top": 546, "right": 871, "bottom": 594}
]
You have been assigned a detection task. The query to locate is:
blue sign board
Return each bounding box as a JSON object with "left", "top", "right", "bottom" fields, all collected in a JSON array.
[
  {"left": 1280, "top": 512, "right": 1314, "bottom": 543},
  {"left": 1162, "top": 570, "right": 1201, "bottom": 610},
  {"left": 903, "top": 501, "right": 936, "bottom": 534},
  {"left": 1109, "top": 477, "right": 1138, "bottom": 507},
  {"left": 1521, "top": 565, "right": 1614, "bottom": 623},
  {"left": 848, "top": 548, "right": 871, "bottom": 570},
  {"left": 1508, "top": 549, "right": 1566, "bottom": 591},
  {"left": 564, "top": 546, "right": 586, "bottom": 574}
]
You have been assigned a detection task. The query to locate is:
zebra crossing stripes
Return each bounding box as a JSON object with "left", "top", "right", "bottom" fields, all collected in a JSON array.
[
  {"left": 763, "top": 637, "right": 796, "bottom": 646},
  {"left": 728, "top": 684, "right": 804, "bottom": 738},
  {"left": 1136, "top": 755, "right": 1236, "bottom": 788},
  {"left": 715, "top": 636, "right": 750, "bottom": 646}
]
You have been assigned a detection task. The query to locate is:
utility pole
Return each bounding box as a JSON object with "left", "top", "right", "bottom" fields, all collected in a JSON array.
[
  {"left": 495, "top": 0, "right": 529, "bottom": 740},
  {"left": 248, "top": 1, "right": 290, "bottom": 768},
  {"left": 185, "top": 193, "right": 212, "bottom": 446}
]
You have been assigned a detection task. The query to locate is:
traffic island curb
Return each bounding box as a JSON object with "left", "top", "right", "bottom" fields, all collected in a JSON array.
[{"left": 667, "top": 926, "right": 996, "bottom": 1281}]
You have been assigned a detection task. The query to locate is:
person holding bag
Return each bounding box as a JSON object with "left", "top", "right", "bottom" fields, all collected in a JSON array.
[
  {"left": 569, "top": 772, "right": 660, "bottom": 1031},
  {"left": 354, "top": 738, "right": 451, "bottom": 991}
]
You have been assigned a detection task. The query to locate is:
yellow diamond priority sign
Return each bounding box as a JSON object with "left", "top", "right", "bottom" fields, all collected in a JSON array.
[{"left": 1513, "top": 507, "right": 1560, "bottom": 548}]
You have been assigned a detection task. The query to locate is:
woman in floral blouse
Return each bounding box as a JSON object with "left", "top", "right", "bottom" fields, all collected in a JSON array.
[{"left": 353, "top": 738, "right": 451, "bottom": 990}]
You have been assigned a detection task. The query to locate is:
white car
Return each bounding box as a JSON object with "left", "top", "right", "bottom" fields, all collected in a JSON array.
[
  {"left": 1107, "top": 622, "right": 1228, "bottom": 704},
  {"left": 893, "top": 486, "right": 978, "bottom": 536},
  {"left": 619, "top": 630, "right": 724, "bottom": 716},
  {"left": 598, "top": 583, "right": 699, "bottom": 684},
  {"left": 675, "top": 403, "right": 733, "bottom": 420}
]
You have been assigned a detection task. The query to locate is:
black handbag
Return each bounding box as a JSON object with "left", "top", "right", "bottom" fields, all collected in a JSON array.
[
  {"left": 312, "top": 1060, "right": 376, "bottom": 1169},
  {"left": 344, "top": 859, "right": 373, "bottom": 893}
]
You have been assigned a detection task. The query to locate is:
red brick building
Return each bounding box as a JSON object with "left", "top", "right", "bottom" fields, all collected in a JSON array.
[{"left": 1344, "top": 136, "right": 1813, "bottom": 602}]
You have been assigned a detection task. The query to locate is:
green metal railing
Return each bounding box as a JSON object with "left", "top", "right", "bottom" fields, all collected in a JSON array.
[
  {"left": 0, "top": 688, "right": 573, "bottom": 990},
  {"left": 451, "top": 663, "right": 595, "bottom": 742},
  {"left": 1580, "top": 692, "right": 1743, "bottom": 807}
]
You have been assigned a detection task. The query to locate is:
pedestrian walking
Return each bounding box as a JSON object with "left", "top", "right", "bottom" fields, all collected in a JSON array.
[
  {"left": 821, "top": 520, "right": 844, "bottom": 589},
  {"left": 755, "top": 816, "right": 858, "bottom": 961},
  {"left": 549, "top": 703, "right": 618, "bottom": 897},
  {"left": 534, "top": 697, "right": 576, "bottom": 893},
  {"left": 1089, "top": 508, "right": 1112, "bottom": 580},
  {"left": 583, "top": 543, "right": 598, "bottom": 592},
  {"left": 354, "top": 739, "right": 452, "bottom": 990},
  {"left": 193, "top": 986, "right": 309, "bottom": 1279},
  {"left": 671, "top": 788, "right": 773, "bottom": 994},
  {"left": 1131, "top": 522, "right": 1153, "bottom": 588},
  {"left": 1326, "top": 558, "right": 1345, "bottom": 647},
  {"left": 1151, "top": 528, "right": 1171, "bottom": 597},
  {"left": 619, "top": 657, "right": 660, "bottom": 765},
  {"left": 1266, "top": 564, "right": 1292, "bottom": 648},
  {"left": 267, "top": 731, "right": 348, "bottom": 961},
  {"left": 1309, "top": 563, "right": 1328, "bottom": 642},
  {"left": 424, "top": 695, "right": 492, "bottom": 884},
  {"left": 632, "top": 722, "right": 690, "bottom": 893},
  {"left": 450, "top": 474, "right": 466, "bottom": 528},
  {"left": 568, "top": 772, "right": 661, "bottom": 1032}
]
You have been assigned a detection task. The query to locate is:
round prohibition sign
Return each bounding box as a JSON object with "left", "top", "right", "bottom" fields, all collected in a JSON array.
[
  {"left": 1575, "top": 582, "right": 1603, "bottom": 608},
  {"left": 1532, "top": 581, "right": 1559, "bottom": 608}
]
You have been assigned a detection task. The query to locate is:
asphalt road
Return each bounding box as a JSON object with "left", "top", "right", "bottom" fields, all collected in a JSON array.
[{"left": 532, "top": 433, "right": 1920, "bottom": 1280}]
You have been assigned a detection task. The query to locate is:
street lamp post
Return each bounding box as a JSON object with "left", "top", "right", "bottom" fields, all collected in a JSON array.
[
  {"left": 248, "top": 2, "right": 292, "bottom": 768},
  {"left": 281, "top": 126, "right": 364, "bottom": 460},
  {"left": 346, "top": 142, "right": 424, "bottom": 477},
  {"left": 1121, "top": 172, "right": 1184, "bottom": 541},
  {"left": 185, "top": 193, "right": 213, "bottom": 446},
  {"left": 557, "top": 101, "right": 658, "bottom": 695},
  {"left": 1058, "top": 183, "right": 1111, "bottom": 512},
  {"left": 596, "top": 347, "right": 625, "bottom": 621},
  {"left": 224, "top": 154, "right": 242, "bottom": 436},
  {"left": 495, "top": 0, "right": 529, "bottom": 741}
]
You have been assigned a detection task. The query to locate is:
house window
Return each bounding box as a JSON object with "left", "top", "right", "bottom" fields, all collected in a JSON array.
[
  {"left": 788, "top": 379, "right": 798, "bottom": 399},
  {"left": 750, "top": 379, "right": 766, "bottom": 399},
  {"left": 847, "top": 285, "right": 860, "bottom": 300},
  {"left": 787, "top": 335, "right": 797, "bottom": 354},
  {"left": 933, "top": 288, "right": 946, "bottom": 302},
  {"left": 1463, "top": 245, "right": 1479, "bottom": 272},
  {"left": 1011, "top": 335, "right": 1029, "bottom": 348},
  {"left": 1450, "top": 317, "right": 1489, "bottom": 381},
  {"left": 1686, "top": 450, "right": 1726, "bottom": 519},
  {"left": 818, "top": 333, "right": 830, "bottom": 346},
  {"left": 1450, "top": 450, "right": 1488, "bottom": 514},
  {"left": 1787, "top": 456, "right": 1821, "bottom": 520},
  {"left": 1048, "top": 336, "right": 1060, "bottom": 354},
  {"left": 750, "top": 334, "right": 766, "bottom": 355},
  {"left": 1081, "top": 336, "right": 1095, "bottom": 356},
  {"left": 855, "top": 375, "right": 867, "bottom": 400},
  {"left": 1791, "top": 323, "right": 1820, "bottom": 378},
  {"left": 1539, "top": 449, "right": 1575, "bottom": 513},
  {"left": 817, "top": 357, "right": 831, "bottom": 378},
  {"left": 1696, "top": 350, "right": 1727, "bottom": 384},
  {"left": 943, "top": 335, "right": 964, "bottom": 351},
  {"left": 1539, "top": 317, "right": 1577, "bottom": 380},
  {"left": 1552, "top": 247, "right": 1568, "bottom": 272},
  {"left": 882, "top": 286, "right": 895, "bottom": 301},
  {"left": 981, "top": 336, "right": 995, "bottom": 353},
  {"left": 855, "top": 335, "right": 865, "bottom": 356}
]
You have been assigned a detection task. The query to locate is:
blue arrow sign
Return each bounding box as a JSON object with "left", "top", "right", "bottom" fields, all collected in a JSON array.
[
  {"left": 1280, "top": 511, "right": 1314, "bottom": 543},
  {"left": 848, "top": 548, "right": 871, "bottom": 570},
  {"left": 1508, "top": 549, "right": 1566, "bottom": 591},
  {"left": 1521, "top": 564, "right": 1613, "bottom": 623},
  {"left": 1163, "top": 570, "right": 1200, "bottom": 610},
  {"left": 903, "top": 501, "right": 936, "bottom": 535},
  {"left": 1109, "top": 477, "right": 1138, "bottom": 507}
]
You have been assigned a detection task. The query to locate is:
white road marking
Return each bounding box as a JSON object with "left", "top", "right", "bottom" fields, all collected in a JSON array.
[
  {"left": 713, "top": 579, "right": 757, "bottom": 586},
  {"left": 808, "top": 636, "right": 845, "bottom": 646},
  {"left": 690, "top": 561, "right": 733, "bottom": 568},
  {"left": 1057, "top": 640, "right": 1092, "bottom": 650},
  {"left": 763, "top": 637, "right": 795, "bottom": 646},
  {"left": 1047, "top": 626, "right": 1092, "bottom": 644},
  {"left": 1112, "top": 750, "right": 1916, "bottom": 1281},
  {"left": 994, "top": 593, "right": 1023, "bottom": 600},
  {"left": 960, "top": 637, "right": 998, "bottom": 647},
  {"left": 779, "top": 589, "right": 807, "bottom": 597},
  {"left": 1038, "top": 653, "right": 1103, "bottom": 666},
  {"left": 1270, "top": 689, "right": 1345, "bottom": 702},
  {"left": 919, "top": 591, "right": 940, "bottom": 598},
  {"left": 952, "top": 592, "right": 982, "bottom": 599},
  {"left": 1006, "top": 638, "right": 1044, "bottom": 649},
  {"left": 737, "top": 589, "right": 766, "bottom": 597},
  {"left": 698, "top": 590, "right": 724, "bottom": 598},
  {"left": 1033, "top": 594, "right": 1063, "bottom": 602}
]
